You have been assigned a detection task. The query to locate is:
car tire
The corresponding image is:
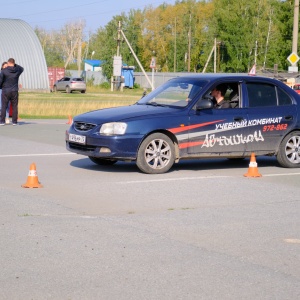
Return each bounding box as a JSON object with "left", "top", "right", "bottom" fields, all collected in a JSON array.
[
  {"left": 277, "top": 131, "right": 300, "bottom": 168},
  {"left": 136, "top": 133, "right": 175, "bottom": 174},
  {"left": 53, "top": 86, "right": 57, "bottom": 92},
  {"left": 89, "top": 156, "right": 118, "bottom": 165},
  {"left": 81, "top": 90, "right": 86, "bottom": 93},
  {"left": 66, "top": 86, "right": 71, "bottom": 93}
]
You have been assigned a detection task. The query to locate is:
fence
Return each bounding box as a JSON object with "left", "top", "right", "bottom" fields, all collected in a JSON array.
[
  {"left": 68, "top": 70, "right": 107, "bottom": 85},
  {"left": 134, "top": 72, "right": 190, "bottom": 90}
]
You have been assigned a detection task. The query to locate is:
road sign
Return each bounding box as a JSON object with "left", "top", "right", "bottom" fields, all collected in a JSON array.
[
  {"left": 287, "top": 52, "right": 300, "bottom": 65},
  {"left": 150, "top": 57, "right": 156, "bottom": 69}
]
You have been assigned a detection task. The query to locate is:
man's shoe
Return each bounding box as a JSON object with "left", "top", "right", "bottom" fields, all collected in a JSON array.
[
  {"left": 12, "top": 123, "right": 18, "bottom": 126},
  {"left": 0, "top": 123, "right": 5, "bottom": 126},
  {"left": 5, "top": 118, "right": 10, "bottom": 124}
]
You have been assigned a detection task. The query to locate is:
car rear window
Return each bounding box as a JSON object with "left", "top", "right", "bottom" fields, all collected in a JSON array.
[
  {"left": 247, "top": 82, "right": 292, "bottom": 107},
  {"left": 247, "top": 83, "right": 277, "bottom": 107}
]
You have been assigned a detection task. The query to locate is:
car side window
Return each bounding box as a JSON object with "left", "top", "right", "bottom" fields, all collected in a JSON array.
[
  {"left": 64, "top": 77, "right": 70, "bottom": 81},
  {"left": 277, "top": 87, "right": 292, "bottom": 106},
  {"left": 247, "top": 83, "right": 277, "bottom": 107},
  {"left": 227, "top": 83, "right": 240, "bottom": 108},
  {"left": 203, "top": 82, "right": 240, "bottom": 108}
]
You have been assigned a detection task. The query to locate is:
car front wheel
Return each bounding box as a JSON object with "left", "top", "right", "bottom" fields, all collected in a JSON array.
[
  {"left": 136, "top": 133, "right": 175, "bottom": 174},
  {"left": 53, "top": 85, "right": 57, "bottom": 92},
  {"left": 277, "top": 131, "right": 300, "bottom": 168}
]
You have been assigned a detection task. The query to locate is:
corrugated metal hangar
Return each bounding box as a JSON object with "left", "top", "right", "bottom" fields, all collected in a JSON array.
[{"left": 0, "top": 18, "right": 49, "bottom": 92}]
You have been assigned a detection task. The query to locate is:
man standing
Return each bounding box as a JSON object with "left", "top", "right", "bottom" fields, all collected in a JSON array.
[{"left": 0, "top": 58, "right": 24, "bottom": 125}]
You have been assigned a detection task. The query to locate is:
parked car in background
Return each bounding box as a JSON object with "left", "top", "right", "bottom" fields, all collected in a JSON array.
[
  {"left": 293, "top": 83, "right": 300, "bottom": 95},
  {"left": 53, "top": 77, "right": 86, "bottom": 93},
  {"left": 66, "top": 74, "right": 300, "bottom": 174}
]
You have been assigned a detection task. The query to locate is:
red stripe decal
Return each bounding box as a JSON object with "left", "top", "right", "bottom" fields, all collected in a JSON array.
[
  {"left": 168, "top": 120, "right": 225, "bottom": 134},
  {"left": 179, "top": 141, "right": 204, "bottom": 149}
]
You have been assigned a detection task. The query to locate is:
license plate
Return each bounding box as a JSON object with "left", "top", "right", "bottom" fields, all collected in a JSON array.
[{"left": 69, "top": 133, "right": 86, "bottom": 144}]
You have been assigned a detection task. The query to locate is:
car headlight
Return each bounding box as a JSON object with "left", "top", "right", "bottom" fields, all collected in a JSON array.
[{"left": 100, "top": 122, "right": 127, "bottom": 135}]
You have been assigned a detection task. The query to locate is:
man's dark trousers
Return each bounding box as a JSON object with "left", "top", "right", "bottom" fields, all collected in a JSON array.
[{"left": 0, "top": 91, "right": 18, "bottom": 124}]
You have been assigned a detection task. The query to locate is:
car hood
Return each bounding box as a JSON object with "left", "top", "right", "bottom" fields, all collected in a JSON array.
[{"left": 73, "top": 104, "right": 183, "bottom": 124}]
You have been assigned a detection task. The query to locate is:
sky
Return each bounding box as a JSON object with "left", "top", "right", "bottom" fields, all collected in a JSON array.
[{"left": 0, "top": 0, "right": 176, "bottom": 33}]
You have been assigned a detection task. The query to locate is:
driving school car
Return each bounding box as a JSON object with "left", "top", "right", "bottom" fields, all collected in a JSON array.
[{"left": 66, "top": 74, "right": 300, "bottom": 174}]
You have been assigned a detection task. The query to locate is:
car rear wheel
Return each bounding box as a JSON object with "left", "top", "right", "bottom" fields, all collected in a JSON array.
[
  {"left": 89, "top": 157, "right": 118, "bottom": 165},
  {"left": 81, "top": 90, "right": 86, "bottom": 93},
  {"left": 66, "top": 86, "right": 71, "bottom": 93},
  {"left": 277, "top": 131, "right": 300, "bottom": 168},
  {"left": 136, "top": 133, "right": 175, "bottom": 174}
]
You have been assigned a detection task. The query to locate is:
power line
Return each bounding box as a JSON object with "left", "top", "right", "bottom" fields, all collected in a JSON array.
[
  {"left": 13, "top": 0, "right": 109, "bottom": 18},
  {"left": 13, "top": 0, "right": 174, "bottom": 29}
]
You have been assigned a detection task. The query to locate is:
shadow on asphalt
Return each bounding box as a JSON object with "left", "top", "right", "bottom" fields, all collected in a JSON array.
[{"left": 69, "top": 156, "right": 280, "bottom": 174}]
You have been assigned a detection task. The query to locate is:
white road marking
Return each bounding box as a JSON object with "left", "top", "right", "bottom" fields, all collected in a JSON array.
[
  {"left": 118, "top": 172, "right": 300, "bottom": 184},
  {"left": 284, "top": 239, "right": 300, "bottom": 244},
  {"left": 0, "top": 153, "right": 75, "bottom": 158},
  {"left": 118, "top": 176, "right": 232, "bottom": 184},
  {"left": 264, "top": 173, "right": 300, "bottom": 177}
]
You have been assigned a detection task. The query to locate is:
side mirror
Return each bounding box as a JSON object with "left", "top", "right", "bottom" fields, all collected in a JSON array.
[{"left": 196, "top": 98, "right": 213, "bottom": 110}]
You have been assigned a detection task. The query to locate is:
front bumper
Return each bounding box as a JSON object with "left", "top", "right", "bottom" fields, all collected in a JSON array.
[{"left": 65, "top": 130, "right": 142, "bottom": 160}]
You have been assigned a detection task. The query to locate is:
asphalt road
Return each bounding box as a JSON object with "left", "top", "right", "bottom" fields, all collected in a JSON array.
[{"left": 0, "top": 120, "right": 299, "bottom": 300}]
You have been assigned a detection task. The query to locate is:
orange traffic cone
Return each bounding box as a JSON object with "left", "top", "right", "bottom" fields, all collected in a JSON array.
[
  {"left": 22, "top": 163, "right": 43, "bottom": 188},
  {"left": 243, "top": 153, "right": 262, "bottom": 177},
  {"left": 66, "top": 115, "right": 73, "bottom": 124}
]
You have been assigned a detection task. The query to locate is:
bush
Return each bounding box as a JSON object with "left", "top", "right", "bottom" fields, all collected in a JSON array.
[
  {"left": 133, "top": 83, "right": 140, "bottom": 89},
  {"left": 99, "top": 82, "right": 110, "bottom": 89},
  {"left": 86, "top": 75, "right": 95, "bottom": 87}
]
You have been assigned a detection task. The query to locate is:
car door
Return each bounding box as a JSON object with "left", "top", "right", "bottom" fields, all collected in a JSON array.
[
  {"left": 57, "top": 77, "right": 70, "bottom": 90},
  {"left": 186, "top": 82, "right": 248, "bottom": 156},
  {"left": 56, "top": 77, "right": 65, "bottom": 90},
  {"left": 244, "top": 80, "right": 297, "bottom": 154}
]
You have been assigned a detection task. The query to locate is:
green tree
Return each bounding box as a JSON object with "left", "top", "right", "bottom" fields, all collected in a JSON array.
[
  {"left": 271, "top": 0, "right": 294, "bottom": 70},
  {"left": 208, "top": 0, "right": 294, "bottom": 72},
  {"left": 34, "top": 27, "right": 65, "bottom": 67}
]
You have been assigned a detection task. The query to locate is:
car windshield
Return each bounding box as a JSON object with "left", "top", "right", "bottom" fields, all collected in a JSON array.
[{"left": 137, "top": 78, "right": 208, "bottom": 108}]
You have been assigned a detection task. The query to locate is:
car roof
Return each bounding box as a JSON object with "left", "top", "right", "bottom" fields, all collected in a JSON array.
[{"left": 173, "top": 73, "right": 279, "bottom": 81}]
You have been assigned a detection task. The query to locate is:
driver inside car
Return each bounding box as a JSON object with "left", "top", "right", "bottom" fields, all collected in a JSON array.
[{"left": 211, "top": 84, "right": 231, "bottom": 109}]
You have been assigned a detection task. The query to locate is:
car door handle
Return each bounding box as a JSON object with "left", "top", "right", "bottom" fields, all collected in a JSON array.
[
  {"left": 284, "top": 115, "right": 293, "bottom": 121},
  {"left": 234, "top": 117, "right": 244, "bottom": 122}
]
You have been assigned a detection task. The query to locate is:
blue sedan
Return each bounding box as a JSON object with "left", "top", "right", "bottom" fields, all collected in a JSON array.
[{"left": 66, "top": 74, "right": 300, "bottom": 174}]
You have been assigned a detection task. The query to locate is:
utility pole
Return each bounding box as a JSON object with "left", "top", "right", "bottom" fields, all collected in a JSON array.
[
  {"left": 77, "top": 27, "right": 82, "bottom": 76},
  {"left": 292, "top": 0, "right": 299, "bottom": 70},
  {"left": 174, "top": 17, "right": 177, "bottom": 73},
  {"left": 254, "top": 40, "right": 258, "bottom": 66},
  {"left": 117, "top": 21, "right": 121, "bottom": 57},
  {"left": 214, "top": 37, "right": 217, "bottom": 73},
  {"left": 120, "top": 29, "right": 154, "bottom": 90},
  {"left": 287, "top": 0, "right": 299, "bottom": 72},
  {"left": 187, "top": 14, "right": 191, "bottom": 72},
  {"left": 112, "top": 21, "right": 122, "bottom": 91}
]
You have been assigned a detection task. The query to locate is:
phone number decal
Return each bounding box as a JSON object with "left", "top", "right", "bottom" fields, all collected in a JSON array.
[{"left": 262, "top": 124, "right": 288, "bottom": 132}]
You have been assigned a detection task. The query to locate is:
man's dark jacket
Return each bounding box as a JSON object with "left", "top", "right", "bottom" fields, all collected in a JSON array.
[{"left": 0, "top": 64, "right": 24, "bottom": 92}]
